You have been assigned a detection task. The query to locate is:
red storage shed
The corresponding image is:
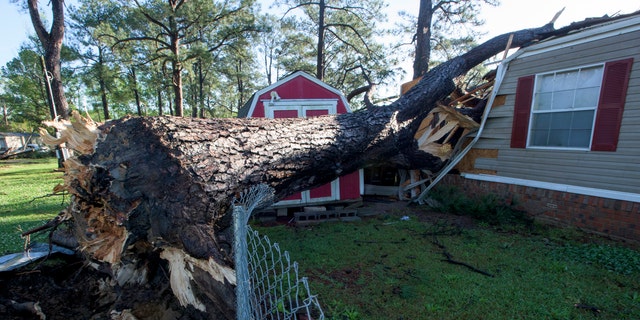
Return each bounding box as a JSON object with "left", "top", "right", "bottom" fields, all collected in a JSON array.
[{"left": 238, "top": 71, "right": 363, "bottom": 207}]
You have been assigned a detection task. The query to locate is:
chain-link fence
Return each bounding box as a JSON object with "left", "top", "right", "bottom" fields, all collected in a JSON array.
[{"left": 233, "top": 184, "right": 324, "bottom": 320}]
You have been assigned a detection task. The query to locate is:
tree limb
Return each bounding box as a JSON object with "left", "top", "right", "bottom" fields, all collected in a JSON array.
[
  {"left": 432, "top": 236, "right": 494, "bottom": 277},
  {"left": 27, "top": 0, "right": 51, "bottom": 48}
]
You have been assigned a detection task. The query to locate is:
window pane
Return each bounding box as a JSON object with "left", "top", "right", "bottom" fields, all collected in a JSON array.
[
  {"left": 553, "top": 90, "right": 574, "bottom": 110},
  {"left": 534, "top": 92, "right": 552, "bottom": 110},
  {"left": 529, "top": 114, "right": 551, "bottom": 146},
  {"left": 531, "top": 113, "right": 551, "bottom": 130},
  {"left": 530, "top": 129, "right": 548, "bottom": 146},
  {"left": 578, "top": 67, "right": 603, "bottom": 88},
  {"left": 538, "top": 74, "right": 554, "bottom": 92},
  {"left": 550, "top": 112, "right": 572, "bottom": 129},
  {"left": 548, "top": 128, "right": 570, "bottom": 146},
  {"left": 568, "top": 130, "right": 591, "bottom": 148},
  {"left": 555, "top": 71, "right": 578, "bottom": 91},
  {"left": 572, "top": 110, "right": 595, "bottom": 130},
  {"left": 574, "top": 87, "right": 600, "bottom": 108}
]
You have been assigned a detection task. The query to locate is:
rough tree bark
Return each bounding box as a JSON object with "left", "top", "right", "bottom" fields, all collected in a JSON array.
[
  {"left": 36, "top": 13, "right": 633, "bottom": 319},
  {"left": 413, "top": 0, "right": 433, "bottom": 79},
  {"left": 28, "top": 0, "right": 70, "bottom": 119}
]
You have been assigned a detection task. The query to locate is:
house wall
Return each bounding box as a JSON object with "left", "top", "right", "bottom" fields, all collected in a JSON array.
[
  {"left": 0, "top": 135, "right": 31, "bottom": 150},
  {"left": 470, "top": 28, "right": 640, "bottom": 194},
  {"left": 442, "top": 174, "right": 640, "bottom": 243},
  {"left": 450, "top": 20, "right": 640, "bottom": 243}
]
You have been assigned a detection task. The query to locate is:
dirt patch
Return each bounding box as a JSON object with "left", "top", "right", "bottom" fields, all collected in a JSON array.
[
  {"left": 0, "top": 255, "right": 106, "bottom": 319},
  {"left": 0, "top": 253, "right": 208, "bottom": 320},
  {"left": 358, "top": 197, "right": 479, "bottom": 229}
]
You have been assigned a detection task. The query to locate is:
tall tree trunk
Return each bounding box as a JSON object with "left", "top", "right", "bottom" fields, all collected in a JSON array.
[
  {"left": 28, "top": 0, "right": 70, "bottom": 119},
  {"left": 169, "top": 14, "right": 184, "bottom": 117},
  {"left": 98, "top": 48, "right": 111, "bottom": 120},
  {"left": 198, "top": 59, "right": 204, "bottom": 118},
  {"left": 265, "top": 46, "right": 273, "bottom": 85},
  {"left": 316, "top": 0, "right": 326, "bottom": 80},
  {"left": 235, "top": 59, "right": 244, "bottom": 112},
  {"left": 172, "top": 60, "right": 184, "bottom": 117},
  {"left": 157, "top": 89, "right": 164, "bottom": 116},
  {"left": 413, "top": 0, "right": 433, "bottom": 79},
  {"left": 191, "top": 100, "right": 198, "bottom": 118},
  {"left": 130, "top": 67, "right": 143, "bottom": 116},
  {"left": 37, "top": 14, "right": 627, "bottom": 319},
  {"left": 2, "top": 104, "right": 7, "bottom": 126},
  {"left": 169, "top": 95, "right": 174, "bottom": 116},
  {"left": 191, "top": 64, "right": 199, "bottom": 118},
  {"left": 99, "top": 77, "right": 110, "bottom": 120}
]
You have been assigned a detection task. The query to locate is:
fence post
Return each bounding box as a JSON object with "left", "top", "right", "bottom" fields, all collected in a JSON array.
[
  {"left": 234, "top": 204, "right": 252, "bottom": 320},
  {"left": 233, "top": 184, "right": 275, "bottom": 320},
  {"left": 233, "top": 184, "right": 324, "bottom": 320}
]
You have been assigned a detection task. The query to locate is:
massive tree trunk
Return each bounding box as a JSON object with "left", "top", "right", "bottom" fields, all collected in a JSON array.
[{"left": 36, "top": 14, "right": 632, "bottom": 319}]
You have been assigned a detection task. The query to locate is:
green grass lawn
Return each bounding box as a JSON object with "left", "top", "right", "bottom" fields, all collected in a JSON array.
[
  {"left": 254, "top": 212, "right": 640, "bottom": 319},
  {"left": 2, "top": 159, "right": 639, "bottom": 319},
  {"left": 0, "top": 158, "right": 65, "bottom": 253}
]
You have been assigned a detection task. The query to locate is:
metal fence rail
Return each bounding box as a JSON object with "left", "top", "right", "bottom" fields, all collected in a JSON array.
[{"left": 233, "top": 184, "right": 324, "bottom": 320}]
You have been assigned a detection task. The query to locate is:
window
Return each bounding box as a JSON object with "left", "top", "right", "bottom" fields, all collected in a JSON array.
[
  {"left": 529, "top": 65, "right": 603, "bottom": 149},
  {"left": 511, "top": 58, "right": 633, "bottom": 152}
]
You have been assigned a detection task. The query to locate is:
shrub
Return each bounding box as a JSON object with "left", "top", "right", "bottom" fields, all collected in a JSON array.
[{"left": 427, "top": 186, "right": 532, "bottom": 226}]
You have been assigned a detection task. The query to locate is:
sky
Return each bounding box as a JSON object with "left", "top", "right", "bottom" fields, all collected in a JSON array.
[{"left": 1, "top": 0, "right": 638, "bottom": 78}]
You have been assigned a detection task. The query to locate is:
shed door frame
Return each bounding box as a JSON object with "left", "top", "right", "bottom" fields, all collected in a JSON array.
[{"left": 264, "top": 98, "right": 340, "bottom": 205}]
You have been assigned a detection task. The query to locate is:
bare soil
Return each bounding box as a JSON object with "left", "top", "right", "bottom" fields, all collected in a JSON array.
[{"left": 0, "top": 252, "right": 209, "bottom": 320}]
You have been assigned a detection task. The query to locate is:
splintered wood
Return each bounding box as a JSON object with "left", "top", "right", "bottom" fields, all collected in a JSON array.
[
  {"left": 39, "top": 110, "right": 101, "bottom": 155},
  {"left": 413, "top": 105, "right": 480, "bottom": 161}
]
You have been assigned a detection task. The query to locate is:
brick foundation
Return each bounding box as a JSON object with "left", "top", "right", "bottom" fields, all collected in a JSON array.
[{"left": 441, "top": 175, "right": 640, "bottom": 243}]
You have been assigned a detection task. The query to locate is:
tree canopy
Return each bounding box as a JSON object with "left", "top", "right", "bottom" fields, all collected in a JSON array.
[{"left": 3, "top": 0, "right": 516, "bottom": 128}]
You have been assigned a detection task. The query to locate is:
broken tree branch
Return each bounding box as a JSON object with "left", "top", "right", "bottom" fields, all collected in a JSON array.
[{"left": 432, "top": 236, "right": 495, "bottom": 278}]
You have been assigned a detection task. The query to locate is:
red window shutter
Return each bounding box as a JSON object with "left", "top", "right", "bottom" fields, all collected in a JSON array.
[
  {"left": 510, "top": 75, "right": 535, "bottom": 148},
  {"left": 591, "top": 58, "right": 634, "bottom": 151}
]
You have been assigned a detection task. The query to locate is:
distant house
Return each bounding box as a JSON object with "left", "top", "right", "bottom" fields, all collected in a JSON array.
[
  {"left": 239, "top": 71, "right": 363, "bottom": 207},
  {"left": 444, "top": 13, "right": 640, "bottom": 242},
  {"left": 0, "top": 132, "right": 41, "bottom": 152}
]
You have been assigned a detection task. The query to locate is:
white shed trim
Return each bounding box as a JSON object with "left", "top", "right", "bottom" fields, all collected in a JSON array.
[
  {"left": 243, "top": 71, "right": 352, "bottom": 118},
  {"left": 262, "top": 99, "right": 338, "bottom": 118}
]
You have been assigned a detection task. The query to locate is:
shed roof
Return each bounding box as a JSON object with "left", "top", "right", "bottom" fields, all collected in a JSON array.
[{"left": 238, "top": 71, "right": 351, "bottom": 118}]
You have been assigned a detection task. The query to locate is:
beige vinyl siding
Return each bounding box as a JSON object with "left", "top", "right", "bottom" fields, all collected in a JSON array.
[{"left": 469, "top": 25, "right": 640, "bottom": 194}]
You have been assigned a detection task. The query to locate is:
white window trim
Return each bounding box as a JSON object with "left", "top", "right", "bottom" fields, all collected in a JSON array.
[
  {"left": 527, "top": 63, "right": 605, "bottom": 150},
  {"left": 262, "top": 99, "right": 338, "bottom": 118},
  {"left": 274, "top": 180, "right": 340, "bottom": 206}
]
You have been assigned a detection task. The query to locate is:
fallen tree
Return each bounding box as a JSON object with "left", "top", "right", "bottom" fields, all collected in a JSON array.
[{"left": 22, "top": 12, "right": 634, "bottom": 319}]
